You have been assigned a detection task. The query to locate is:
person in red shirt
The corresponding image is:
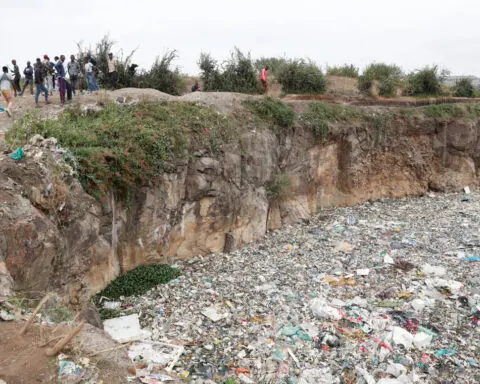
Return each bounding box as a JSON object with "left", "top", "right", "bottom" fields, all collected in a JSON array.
[{"left": 260, "top": 66, "right": 269, "bottom": 94}]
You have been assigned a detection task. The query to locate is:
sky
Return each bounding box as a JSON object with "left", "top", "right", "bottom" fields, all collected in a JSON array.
[{"left": 2, "top": 0, "right": 480, "bottom": 76}]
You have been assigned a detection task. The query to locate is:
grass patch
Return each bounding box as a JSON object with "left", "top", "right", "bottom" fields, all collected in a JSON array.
[
  {"left": 6, "top": 102, "right": 234, "bottom": 198},
  {"left": 423, "top": 103, "right": 480, "bottom": 120},
  {"left": 244, "top": 96, "right": 294, "bottom": 127},
  {"left": 300, "top": 102, "right": 359, "bottom": 142},
  {"left": 94, "top": 264, "right": 180, "bottom": 302}
]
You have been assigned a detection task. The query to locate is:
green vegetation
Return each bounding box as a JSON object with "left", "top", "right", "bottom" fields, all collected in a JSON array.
[
  {"left": 405, "top": 66, "right": 441, "bottom": 96},
  {"left": 372, "top": 112, "right": 393, "bottom": 146},
  {"left": 6, "top": 102, "right": 234, "bottom": 198},
  {"left": 244, "top": 97, "right": 294, "bottom": 127},
  {"left": 77, "top": 35, "right": 185, "bottom": 95},
  {"left": 327, "top": 64, "right": 359, "bottom": 78},
  {"left": 423, "top": 103, "right": 480, "bottom": 120},
  {"left": 224, "top": 379, "right": 238, "bottom": 384},
  {"left": 266, "top": 173, "right": 290, "bottom": 200},
  {"left": 454, "top": 78, "right": 475, "bottom": 98},
  {"left": 133, "top": 51, "right": 186, "bottom": 95},
  {"left": 358, "top": 63, "right": 403, "bottom": 97},
  {"left": 95, "top": 264, "right": 180, "bottom": 301},
  {"left": 300, "top": 102, "right": 359, "bottom": 142},
  {"left": 199, "top": 48, "right": 258, "bottom": 93},
  {"left": 277, "top": 60, "right": 326, "bottom": 94},
  {"left": 254, "top": 57, "right": 288, "bottom": 76}
]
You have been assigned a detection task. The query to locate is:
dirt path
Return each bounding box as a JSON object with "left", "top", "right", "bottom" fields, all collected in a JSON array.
[{"left": 0, "top": 321, "right": 132, "bottom": 383}]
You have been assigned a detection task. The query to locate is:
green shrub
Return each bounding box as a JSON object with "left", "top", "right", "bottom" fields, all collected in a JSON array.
[
  {"left": 358, "top": 63, "right": 403, "bottom": 96},
  {"left": 423, "top": 103, "right": 480, "bottom": 119},
  {"left": 357, "top": 76, "right": 373, "bottom": 95},
  {"left": 454, "top": 78, "right": 475, "bottom": 98},
  {"left": 277, "top": 60, "right": 326, "bottom": 94},
  {"left": 244, "top": 97, "right": 294, "bottom": 127},
  {"left": 254, "top": 57, "right": 288, "bottom": 76},
  {"left": 300, "top": 102, "right": 358, "bottom": 141},
  {"left": 199, "top": 48, "right": 258, "bottom": 93},
  {"left": 327, "top": 64, "right": 359, "bottom": 78},
  {"left": 95, "top": 264, "right": 180, "bottom": 301},
  {"left": 6, "top": 102, "right": 234, "bottom": 198},
  {"left": 363, "top": 63, "right": 403, "bottom": 81},
  {"left": 132, "top": 50, "right": 185, "bottom": 95},
  {"left": 406, "top": 66, "right": 441, "bottom": 96},
  {"left": 76, "top": 35, "right": 184, "bottom": 95},
  {"left": 378, "top": 77, "right": 397, "bottom": 97}
]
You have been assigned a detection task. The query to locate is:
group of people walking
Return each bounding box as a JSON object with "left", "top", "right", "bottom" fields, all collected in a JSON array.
[{"left": 1, "top": 53, "right": 119, "bottom": 117}]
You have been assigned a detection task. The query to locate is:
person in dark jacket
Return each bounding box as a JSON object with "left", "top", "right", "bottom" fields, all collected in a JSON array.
[
  {"left": 55, "top": 55, "right": 72, "bottom": 104},
  {"left": 19, "top": 61, "right": 34, "bottom": 96},
  {"left": 10, "top": 59, "right": 21, "bottom": 96},
  {"left": 34, "top": 58, "right": 50, "bottom": 107}
]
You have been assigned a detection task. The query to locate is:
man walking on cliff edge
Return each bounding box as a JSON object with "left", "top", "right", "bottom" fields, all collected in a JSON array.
[{"left": 260, "top": 65, "right": 269, "bottom": 94}]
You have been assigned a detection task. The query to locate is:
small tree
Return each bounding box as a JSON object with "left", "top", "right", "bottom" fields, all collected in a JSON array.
[
  {"left": 358, "top": 63, "right": 403, "bottom": 97},
  {"left": 454, "top": 78, "right": 475, "bottom": 98},
  {"left": 277, "top": 59, "right": 326, "bottom": 94},
  {"left": 406, "top": 66, "right": 441, "bottom": 96},
  {"left": 134, "top": 50, "right": 185, "bottom": 95},
  {"left": 198, "top": 48, "right": 257, "bottom": 93}
]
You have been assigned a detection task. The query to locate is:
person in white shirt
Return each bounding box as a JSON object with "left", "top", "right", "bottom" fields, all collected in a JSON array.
[
  {"left": 0, "top": 66, "right": 13, "bottom": 117},
  {"left": 84, "top": 58, "right": 99, "bottom": 92}
]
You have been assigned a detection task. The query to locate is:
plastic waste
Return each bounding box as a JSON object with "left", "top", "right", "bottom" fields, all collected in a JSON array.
[
  {"left": 465, "top": 256, "right": 480, "bottom": 262},
  {"left": 310, "top": 297, "right": 342, "bottom": 320},
  {"left": 435, "top": 348, "right": 457, "bottom": 358},
  {"left": 413, "top": 332, "right": 433, "bottom": 349},
  {"left": 58, "top": 361, "right": 80, "bottom": 376},
  {"left": 9, "top": 148, "right": 23, "bottom": 161},
  {"left": 390, "top": 326, "right": 413, "bottom": 350}
]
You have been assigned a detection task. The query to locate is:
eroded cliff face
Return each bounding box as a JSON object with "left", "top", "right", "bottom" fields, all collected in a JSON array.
[{"left": 1, "top": 109, "right": 478, "bottom": 305}]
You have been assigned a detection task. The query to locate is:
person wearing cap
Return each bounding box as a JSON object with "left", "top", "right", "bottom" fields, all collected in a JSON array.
[
  {"left": 43, "top": 55, "right": 54, "bottom": 95},
  {"left": 107, "top": 52, "right": 117, "bottom": 89},
  {"left": 19, "top": 61, "right": 34, "bottom": 96}
]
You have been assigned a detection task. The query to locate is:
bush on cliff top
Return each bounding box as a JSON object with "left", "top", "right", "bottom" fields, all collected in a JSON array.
[
  {"left": 7, "top": 102, "right": 234, "bottom": 198},
  {"left": 199, "top": 48, "right": 258, "bottom": 93},
  {"left": 95, "top": 264, "right": 180, "bottom": 301},
  {"left": 277, "top": 60, "right": 327, "bottom": 94},
  {"left": 244, "top": 96, "right": 295, "bottom": 127}
]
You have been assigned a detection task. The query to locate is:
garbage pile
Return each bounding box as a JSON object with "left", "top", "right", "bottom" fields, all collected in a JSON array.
[{"left": 99, "top": 192, "right": 480, "bottom": 383}]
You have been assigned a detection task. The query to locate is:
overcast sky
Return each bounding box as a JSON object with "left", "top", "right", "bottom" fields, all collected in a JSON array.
[{"left": 3, "top": 0, "right": 480, "bottom": 76}]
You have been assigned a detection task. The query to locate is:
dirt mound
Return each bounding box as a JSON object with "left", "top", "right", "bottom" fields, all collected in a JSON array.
[
  {"left": 111, "top": 88, "right": 173, "bottom": 101},
  {"left": 179, "top": 91, "right": 252, "bottom": 113},
  {"left": 0, "top": 321, "right": 132, "bottom": 383},
  {"left": 326, "top": 75, "right": 360, "bottom": 96}
]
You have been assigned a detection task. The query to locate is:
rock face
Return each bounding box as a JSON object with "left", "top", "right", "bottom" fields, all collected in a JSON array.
[{"left": 1, "top": 114, "right": 479, "bottom": 305}]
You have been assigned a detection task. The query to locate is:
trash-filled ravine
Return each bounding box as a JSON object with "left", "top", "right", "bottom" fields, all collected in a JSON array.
[{"left": 100, "top": 192, "right": 480, "bottom": 384}]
